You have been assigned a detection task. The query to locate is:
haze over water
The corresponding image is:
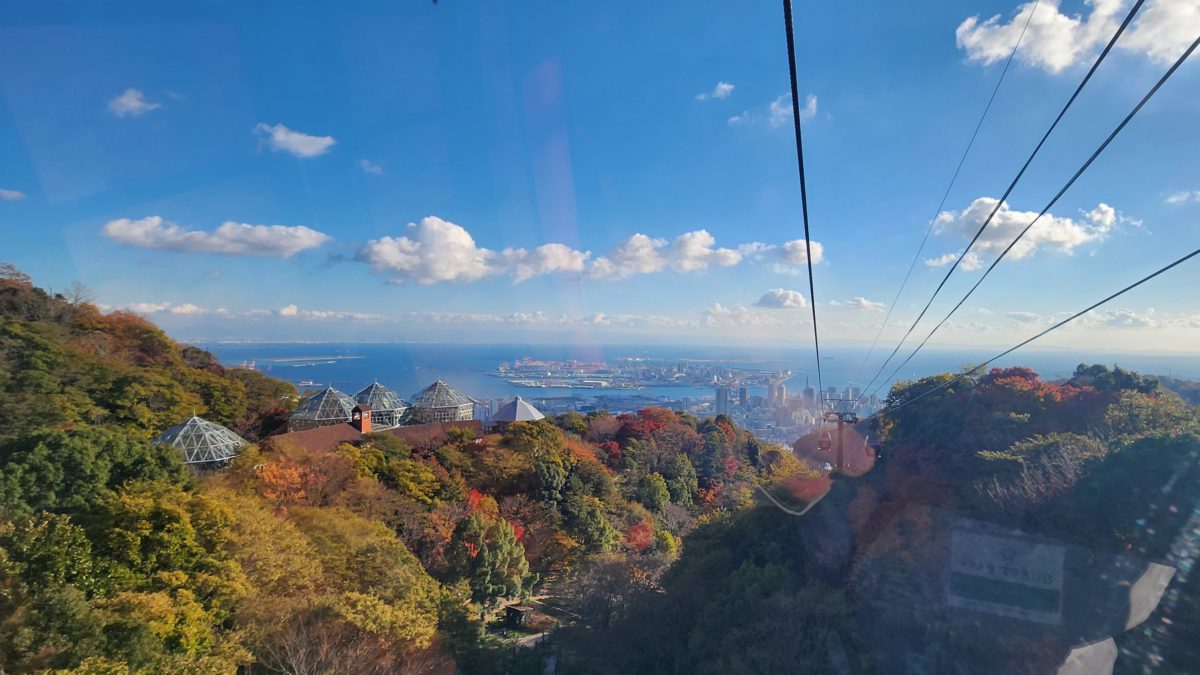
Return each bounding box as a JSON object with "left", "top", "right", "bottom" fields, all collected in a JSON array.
[{"left": 202, "top": 342, "right": 1200, "bottom": 402}]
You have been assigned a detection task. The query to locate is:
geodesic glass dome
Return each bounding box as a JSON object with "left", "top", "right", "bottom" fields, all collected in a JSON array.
[
  {"left": 153, "top": 416, "right": 247, "bottom": 466},
  {"left": 289, "top": 386, "right": 355, "bottom": 431},
  {"left": 354, "top": 382, "right": 409, "bottom": 429},
  {"left": 410, "top": 380, "right": 475, "bottom": 422}
]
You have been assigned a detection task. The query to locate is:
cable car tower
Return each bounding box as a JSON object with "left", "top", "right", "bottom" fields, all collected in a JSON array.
[{"left": 817, "top": 398, "right": 858, "bottom": 473}]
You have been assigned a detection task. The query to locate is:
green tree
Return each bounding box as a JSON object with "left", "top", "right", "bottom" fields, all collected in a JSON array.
[
  {"left": 447, "top": 513, "right": 530, "bottom": 603},
  {"left": 662, "top": 455, "right": 698, "bottom": 506},
  {"left": 0, "top": 512, "right": 98, "bottom": 594},
  {"left": 0, "top": 427, "right": 186, "bottom": 516},
  {"left": 534, "top": 457, "right": 568, "bottom": 504},
  {"left": 563, "top": 494, "right": 616, "bottom": 554},
  {"left": 506, "top": 420, "right": 566, "bottom": 460},
  {"left": 636, "top": 473, "right": 670, "bottom": 512},
  {"left": 554, "top": 412, "right": 589, "bottom": 437},
  {"left": 697, "top": 431, "right": 730, "bottom": 479}
]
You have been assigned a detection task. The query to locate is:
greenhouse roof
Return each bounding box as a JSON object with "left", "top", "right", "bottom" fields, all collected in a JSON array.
[
  {"left": 492, "top": 396, "right": 545, "bottom": 423},
  {"left": 411, "top": 380, "right": 472, "bottom": 409},
  {"left": 153, "top": 416, "right": 247, "bottom": 465},
  {"left": 292, "top": 386, "right": 355, "bottom": 422},
  {"left": 354, "top": 382, "right": 409, "bottom": 411}
]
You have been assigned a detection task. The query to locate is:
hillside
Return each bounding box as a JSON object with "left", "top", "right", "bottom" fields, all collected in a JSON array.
[
  {"left": 557, "top": 365, "right": 1200, "bottom": 673},
  {"left": 5, "top": 264, "right": 1198, "bottom": 674},
  {"left": 0, "top": 265, "right": 803, "bottom": 674}
]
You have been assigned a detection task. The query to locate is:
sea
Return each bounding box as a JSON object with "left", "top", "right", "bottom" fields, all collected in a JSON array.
[{"left": 200, "top": 342, "right": 1200, "bottom": 406}]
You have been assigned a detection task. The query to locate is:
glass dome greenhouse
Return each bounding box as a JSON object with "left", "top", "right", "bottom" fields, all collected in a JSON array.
[
  {"left": 410, "top": 380, "right": 475, "bottom": 423},
  {"left": 288, "top": 386, "right": 356, "bottom": 431},
  {"left": 354, "top": 382, "right": 409, "bottom": 429},
  {"left": 153, "top": 416, "right": 247, "bottom": 466}
]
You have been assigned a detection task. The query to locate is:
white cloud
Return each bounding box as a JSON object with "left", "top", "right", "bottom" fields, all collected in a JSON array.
[
  {"left": 117, "top": 301, "right": 385, "bottom": 322},
  {"left": 924, "top": 252, "right": 959, "bottom": 268},
  {"left": 108, "top": 88, "right": 161, "bottom": 117},
  {"left": 102, "top": 216, "right": 332, "bottom": 257},
  {"left": 765, "top": 237, "right": 828, "bottom": 275},
  {"left": 1085, "top": 202, "right": 1116, "bottom": 230},
  {"left": 695, "top": 81, "right": 735, "bottom": 101},
  {"left": 1086, "top": 307, "right": 1158, "bottom": 328},
  {"left": 253, "top": 122, "right": 336, "bottom": 158},
  {"left": 769, "top": 95, "right": 791, "bottom": 128},
  {"left": 587, "top": 229, "right": 742, "bottom": 279},
  {"left": 1005, "top": 310, "right": 1045, "bottom": 324},
  {"left": 1165, "top": 190, "right": 1200, "bottom": 205},
  {"left": 956, "top": 0, "right": 1200, "bottom": 74},
  {"left": 286, "top": 308, "right": 383, "bottom": 321},
  {"left": 358, "top": 216, "right": 493, "bottom": 284},
  {"left": 1119, "top": 0, "right": 1200, "bottom": 63},
  {"left": 736, "top": 242, "right": 774, "bottom": 257},
  {"left": 670, "top": 230, "right": 741, "bottom": 271},
  {"left": 703, "top": 303, "right": 809, "bottom": 329},
  {"left": 501, "top": 243, "right": 591, "bottom": 283},
  {"left": 924, "top": 250, "right": 983, "bottom": 271},
  {"left": 118, "top": 302, "right": 173, "bottom": 314},
  {"left": 769, "top": 93, "right": 817, "bottom": 127},
  {"left": 755, "top": 288, "right": 808, "bottom": 309},
  {"left": 959, "top": 251, "right": 984, "bottom": 271},
  {"left": 0, "top": 188, "right": 26, "bottom": 201},
  {"left": 105, "top": 301, "right": 208, "bottom": 317},
  {"left": 588, "top": 233, "right": 665, "bottom": 278},
  {"left": 944, "top": 320, "right": 992, "bottom": 333},
  {"left": 359, "top": 217, "right": 593, "bottom": 285},
  {"left": 729, "top": 93, "right": 817, "bottom": 127},
  {"left": 779, "top": 239, "right": 826, "bottom": 265},
  {"left": 398, "top": 310, "right": 696, "bottom": 330},
  {"left": 358, "top": 220, "right": 822, "bottom": 285},
  {"left": 360, "top": 159, "right": 383, "bottom": 175},
  {"left": 830, "top": 297, "right": 885, "bottom": 311},
  {"left": 170, "top": 303, "right": 206, "bottom": 315},
  {"left": 931, "top": 197, "right": 1119, "bottom": 261}
]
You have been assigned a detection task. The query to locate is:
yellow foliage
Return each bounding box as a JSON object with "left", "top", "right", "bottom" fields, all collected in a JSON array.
[
  {"left": 100, "top": 589, "right": 215, "bottom": 656},
  {"left": 333, "top": 591, "right": 438, "bottom": 649}
]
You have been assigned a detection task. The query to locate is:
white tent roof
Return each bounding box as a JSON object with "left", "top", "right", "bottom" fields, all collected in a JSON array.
[{"left": 492, "top": 396, "right": 545, "bottom": 423}]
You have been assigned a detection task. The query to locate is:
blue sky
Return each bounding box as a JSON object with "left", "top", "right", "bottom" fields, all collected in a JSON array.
[{"left": 1, "top": 0, "right": 1198, "bottom": 352}]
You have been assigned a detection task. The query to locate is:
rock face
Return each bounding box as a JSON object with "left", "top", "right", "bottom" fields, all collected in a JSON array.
[{"left": 848, "top": 505, "right": 1173, "bottom": 674}]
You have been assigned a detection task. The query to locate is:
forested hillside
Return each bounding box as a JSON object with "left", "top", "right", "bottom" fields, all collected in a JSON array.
[
  {"left": 5, "top": 263, "right": 1198, "bottom": 674},
  {"left": 557, "top": 365, "right": 1200, "bottom": 673},
  {"left": 0, "top": 265, "right": 804, "bottom": 673}
]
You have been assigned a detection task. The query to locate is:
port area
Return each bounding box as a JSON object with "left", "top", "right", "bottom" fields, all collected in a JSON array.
[{"left": 491, "top": 356, "right": 790, "bottom": 390}]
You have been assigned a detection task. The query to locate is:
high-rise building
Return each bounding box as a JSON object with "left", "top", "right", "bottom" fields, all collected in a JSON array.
[
  {"left": 738, "top": 386, "right": 749, "bottom": 406},
  {"left": 845, "top": 386, "right": 861, "bottom": 401},
  {"left": 777, "top": 383, "right": 787, "bottom": 405},
  {"left": 716, "top": 386, "right": 730, "bottom": 416},
  {"left": 768, "top": 383, "right": 778, "bottom": 407},
  {"left": 682, "top": 396, "right": 692, "bottom": 412},
  {"left": 803, "top": 386, "right": 816, "bottom": 405}
]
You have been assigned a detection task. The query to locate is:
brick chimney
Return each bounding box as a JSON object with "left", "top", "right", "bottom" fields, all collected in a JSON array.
[{"left": 351, "top": 404, "right": 372, "bottom": 433}]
